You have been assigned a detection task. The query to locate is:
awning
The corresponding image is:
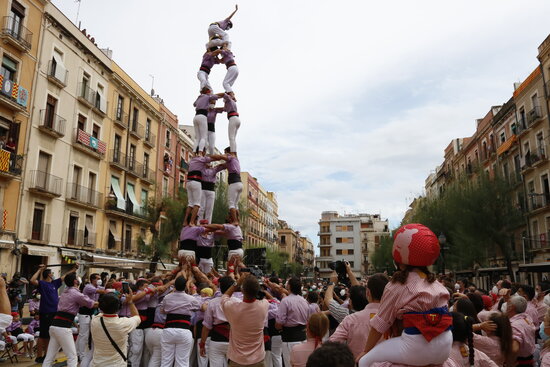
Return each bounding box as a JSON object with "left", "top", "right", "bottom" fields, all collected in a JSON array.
[
  {"left": 52, "top": 52, "right": 66, "bottom": 82},
  {"left": 497, "top": 135, "right": 517, "bottom": 156},
  {"left": 61, "top": 249, "right": 93, "bottom": 260},
  {"left": 477, "top": 266, "right": 508, "bottom": 274},
  {"left": 92, "top": 254, "right": 149, "bottom": 270},
  {"left": 85, "top": 215, "right": 93, "bottom": 232},
  {"left": 0, "top": 239, "right": 13, "bottom": 249},
  {"left": 110, "top": 177, "right": 126, "bottom": 210},
  {"left": 22, "top": 244, "right": 58, "bottom": 257},
  {"left": 127, "top": 184, "right": 140, "bottom": 214},
  {"left": 518, "top": 262, "right": 550, "bottom": 272},
  {"left": 109, "top": 221, "right": 121, "bottom": 242}
]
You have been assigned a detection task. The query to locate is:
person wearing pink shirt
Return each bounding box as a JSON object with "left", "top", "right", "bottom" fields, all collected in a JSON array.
[
  {"left": 330, "top": 274, "right": 388, "bottom": 359},
  {"left": 207, "top": 5, "right": 238, "bottom": 50},
  {"left": 357, "top": 224, "right": 452, "bottom": 367},
  {"left": 472, "top": 313, "right": 513, "bottom": 366},
  {"left": 290, "top": 312, "right": 329, "bottom": 367},
  {"left": 518, "top": 285, "right": 540, "bottom": 329},
  {"left": 221, "top": 274, "right": 269, "bottom": 367},
  {"left": 444, "top": 313, "right": 498, "bottom": 367},
  {"left": 507, "top": 295, "right": 536, "bottom": 366}
]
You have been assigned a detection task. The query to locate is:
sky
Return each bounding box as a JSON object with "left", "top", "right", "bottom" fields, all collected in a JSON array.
[{"left": 52, "top": 0, "right": 550, "bottom": 248}]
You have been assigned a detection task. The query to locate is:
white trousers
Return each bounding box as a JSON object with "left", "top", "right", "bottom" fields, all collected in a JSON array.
[
  {"left": 198, "top": 258, "right": 214, "bottom": 274},
  {"left": 358, "top": 330, "right": 453, "bottom": 367},
  {"left": 187, "top": 180, "right": 202, "bottom": 207},
  {"left": 193, "top": 114, "right": 208, "bottom": 152},
  {"left": 228, "top": 116, "right": 241, "bottom": 153},
  {"left": 207, "top": 24, "right": 231, "bottom": 49},
  {"left": 128, "top": 328, "right": 144, "bottom": 367},
  {"left": 282, "top": 341, "right": 304, "bottom": 367},
  {"left": 76, "top": 313, "right": 91, "bottom": 360},
  {"left": 207, "top": 131, "right": 216, "bottom": 155},
  {"left": 223, "top": 65, "right": 239, "bottom": 93},
  {"left": 265, "top": 335, "right": 282, "bottom": 367},
  {"left": 0, "top": 340, "right": 4, "bottom": 351},
  {"left": 197, "top": 338, "right": 210, "bottom": 367},
  {"left": 80, "top": 344, "right": 93, "bottom": 367},
  {"left": 228, "top": 182, "right": 243, "bottom": 209},
  {"left": 43, "top": 326, "right": 78, "bottom": 367},
  {"left": 199, "top": 189, "right": 215, "bottom": 223},
  {"left": 161, "top": 328, "right": 193, "bottom": 367},
  {"left": 208, "top": 340, "right": 228, "bottom": 367},
  {"left": 16, "top": 333, "right": 34, "bottom": 342},
  {"left": 197, "top": 70, "right": 212, "bottom": 91},
  {"left": 145, "top": 328, "right": 163, "bottom": 367}
]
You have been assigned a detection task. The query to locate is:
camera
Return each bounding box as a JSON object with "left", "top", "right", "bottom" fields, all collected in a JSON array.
[{"left": 328, "top": 260, "right": 350, "bottom": 287}]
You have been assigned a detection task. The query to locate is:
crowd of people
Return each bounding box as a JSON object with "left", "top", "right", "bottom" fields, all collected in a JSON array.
[{"left": 0, "top": 223, "right": 550, "bottom": 367}]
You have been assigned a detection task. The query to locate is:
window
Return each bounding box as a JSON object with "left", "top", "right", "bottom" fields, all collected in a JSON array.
[
  {"left": 532, "top": 93, "right": 539, "bottom": 109},
  {"left": 179, "top": 174, "right": 185, "bottom": 188},
  {"left": 145, "top": 119, "right": 151, "bottom": 140},
  {"left": 108, "top": 220, "right": 117, "bottom": 249},
  {"left": 533, "top": 220, "right": 539, "bottom": 249},
  {"left": 92, "top": 123, "right": 100, "bottom": 139},
  {"left": 320, "top": 248, "right": 330, "bottom": 257},
  {"left": 124, "top": 224, "right": 132, "bottom": 252},
  {"left": 81, "top": 73, "right": 90, "bottom": 97},
  {"left": 88, "top": 172, "right": 96, "bottom": 202},
  {"left": 336, "top": 249, "right": 342, "bottom": 255},
  {"left": 31, "top": 203, "right": 45, "bottom": 241},
  {"left": 116, "top": 96, "right": 124, "bottom": 121},
  {"left": 349, "top": 261, "right": 354, "bottom": 268},
  {"left": 73, "top": 165, "right": 82, "bottom": 185},
  {"left": 144, "top": 152, "right": 149, "bottom": 172},
  {"left": 132, "top": 108, "right": 139, "bottom": 131},
  {"left": 519, "top": 108, "right": 526, "bottom": 128},
  {"left": 8, "top": 1, "right": 25, "bottom": 38},
  {"left": 67, "top": 213, "right": 78, "bottom": 245},
  {"left": 77, "top": 114, "right": 86, "bottom": 131},
  {"left": 129, "top": 144, "right": 136, "bottom": 170},
  {"left": 37, "top": 151, "right": 51, "bottom": 188},
  {"left": 141, "top": 190, "right": 148, "bottom": 210},
  {"left": 165, "top": 129, "right": 171, "bottom": 148},
  {"left": 163, "top": 177, "right": 169, "bottom": 197},
  {"left": 348, "top": 249, "right": 354, "bottom": 255},
  {"left": 84, "top": 215, "right": 93, "bottom": 246},
  {"left": 44, "top": 95, "right": 57, "bottom": 129},
  {"left": 500, "top": 132, "right": 506, "bottom": 143},
  {"left": 95, "top": 84, "right": 105, "bottom": 112},
  {"left": 1, "top": 56, "right": 18, "bottom": 82},
  {"left": 511, "top": 123, "right": 517, "bottom": 135},
  {"left": 281, "top": 235, "right": 286, "bottom": 245}
]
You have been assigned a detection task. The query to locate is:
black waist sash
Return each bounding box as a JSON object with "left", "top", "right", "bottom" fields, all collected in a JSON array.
[
  {"left": 137, "top": 309, "right": 149, "bottom": 330},
  {"left": 196, "top": 246, "right": 212, "bottom": 259},
  {"left": 210, "top": 322, "right": 230, "bottom": 342},
  {"left": 207, "top": 122, "right": 215, "bottom": 132},
  {"left": 187, "top": 170, "right": 202, "bottom": 182},
  {"left": 228, "top": 172, "right": 241, "bottom": 184},
  {"left": 200, "top": 65, "right": 211, "bottom": 74},
  {"left": 52, "top": 311, "right": 76, "bottom": 328},
  {"left": 165, "top": 314, "right": 191, "bottom": 330},
  {"left": 281, "top": 325, "right": 306, "bottom": 342},
  {"left": 227, "top": 239, "right": 242, "bottom": 250},
  {"left": 196, "top": 109, "right": 208, "bottom": 116},
  {"left": 201, "top": 181, "right": 215, "bottom": 191},
  {"left": 179, "top": 239, "right": 197, "bottom": 251},
  {"left": 78, "top": 306, "right": 95, "bottom": 316},
  {"left": 228, "top": 111, "right": 239, "bottom": 118},
  {"left": 226, "top": 62, "right": 237, "bottom": 69},
  {"left": 268, "top": 317, "right": 281, "bottom": 337}
]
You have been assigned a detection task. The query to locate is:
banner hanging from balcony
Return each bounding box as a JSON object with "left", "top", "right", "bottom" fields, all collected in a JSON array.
[
  {"left": 0, "top": 150, "right": 9, "bottom": 172},
  {"left": 0, "top": 75, "right": 30, "bottom": 109},
  {"left": 77, "top": 129, "right": 106, "bottom": 154}
]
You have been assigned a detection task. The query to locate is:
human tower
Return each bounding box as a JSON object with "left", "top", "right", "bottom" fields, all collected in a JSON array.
[{"left": 179, "top": 5, "right": 245, "bottom": 277}]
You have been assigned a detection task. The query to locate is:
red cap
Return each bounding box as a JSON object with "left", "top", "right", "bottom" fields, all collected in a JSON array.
[
  {"left": 112, "top": 282, "right": 123, "bottom": 290},
  {"left": 392, "top": 224, "right": 440, "bottom": 267},
  {"left": 11, "top": 312, "right": 18, "bottom": 317},
  {"left": 199, "top": 219, "right": 208, "bottom": 225}
]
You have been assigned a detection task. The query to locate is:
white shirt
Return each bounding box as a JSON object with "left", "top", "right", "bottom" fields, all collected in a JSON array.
[{"left": 90, "top": 314, "right": 141, "bottom": 367}]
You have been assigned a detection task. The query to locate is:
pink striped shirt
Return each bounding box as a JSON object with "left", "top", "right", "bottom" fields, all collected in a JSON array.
[
  {"left": 510, "top": 313, "right": 536, "bottom": 358},
  {"left": 533, "top": 299, "right": 548, "bottom": 324},
  {"left": 473, "top": 334, "right": 504, "bottom": 366},
  {"left": 525, "top": 301, "right": 540, "bottom": 329},
  {"left": 370, "top": 270, "right": 450, "bottom": 334},
  {"left": 444, "top": 342, "right": 498, "bottom": 367}
]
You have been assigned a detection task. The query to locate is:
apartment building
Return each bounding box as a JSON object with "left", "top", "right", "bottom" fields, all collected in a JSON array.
[
  {"left": 315, "top": 211, "right": 390, "bottom": 279},
  {"left": 277, "top": 219, "right": 300, "bottom": 263},
  {"left": 299, "top": 236, "right": 314, "bottom": 271}
]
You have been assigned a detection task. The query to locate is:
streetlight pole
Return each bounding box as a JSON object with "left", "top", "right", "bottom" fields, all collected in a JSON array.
[{"left": 438, "top": 233, "right": 447, "bottom": 275}]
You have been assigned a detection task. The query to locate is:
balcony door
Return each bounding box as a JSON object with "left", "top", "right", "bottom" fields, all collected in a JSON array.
[
  {"left": 67, "top": 214, "right": 78, "bottom": 245},
  {"left": 31, "top": 204, "right": 45, "bottom": 241},
  {"left": 72, "top": 166, "right": 82, "bottom": 200},
  {"left": 8, "top": 1, "right": 25, "bottom": 39},
  {"left": 37, "top": 152, "right": 51, "bottom": 189},
  {"left": 45, "top": 95, "right": 57, "bottom": 129}
]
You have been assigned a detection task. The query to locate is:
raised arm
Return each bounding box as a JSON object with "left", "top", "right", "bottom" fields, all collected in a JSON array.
[
  {"left": 324, "top": 272, "right": 338, "bottom": 309},
  {"left": 60, "top": 264, "right": 79, "bottom": 281},
  {"left": 30, "top": 264, "right": 45, "bottom": 286},
  {"left": 203, "top": 224, "right": 225, "bottom": 232},
  {"left": 226, "top": 4, "right": 238, "bottom": 21},
  {"left": 345, "top": 262, "right": 359, "bottom": 287},
  {"left": 207, "top": 154, "right": 227, "bottom": 161}
]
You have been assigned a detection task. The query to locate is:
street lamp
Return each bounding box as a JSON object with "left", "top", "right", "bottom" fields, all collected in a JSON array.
[{"left": 438, "top": 233, "right": 447, "bottom": 275}]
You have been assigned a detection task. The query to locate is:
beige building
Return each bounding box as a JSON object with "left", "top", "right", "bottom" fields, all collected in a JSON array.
[
  {"left": 315, "top": 211, "right": 390, "bottom": 279},
  {"left": 277, "top": 219, "right": 299, "bottom": 263}
]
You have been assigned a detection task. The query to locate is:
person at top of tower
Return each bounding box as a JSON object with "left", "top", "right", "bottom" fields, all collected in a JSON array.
[
  {"left": 207, "top": 4, "right": 238, "bottom": 50},
  {"left": 357, "top": 223, "right": 452, "bottom": 367}
]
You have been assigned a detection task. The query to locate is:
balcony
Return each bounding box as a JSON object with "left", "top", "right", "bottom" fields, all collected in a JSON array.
[
  {"left": 77, "top": 83, "right": 95, "bottom": 108},
  {"left": 141, "top": 167, "right": 155, "bottom": 185},
  {"left": 522, "top": 152, "right": 541, "bottom": 173},
  {"left": 66, "top": 183, "right": 103, "bottom": 209},
  {"left": 109, "top": 150, "right": 127, "bottom": 170},
  {"left": 0, "top": 151, "right": 22, "bottom": 179},
  {"left": 126, "top": 158, "right": 143, "bottom": 178},
  {"left": 73, "top": 128, "right": 106, "bottom": 158},
  {"left": 65, "top": 229, "right": 96, "bottom": 248},
  {"left": 0, "top": 76, "right": 30, "bottom": 113},
  {"left": 28, "top": 221, "right": 50, "bottom": 244},
  {"left": 46, "top": 60, "right": 67, "bottom": 88},
  {"left": 527, "top": 106, "right": 543, "bottom": 127},
  {"left": 92, "top": 94, "right": 107, "bottom": 118},
  {"left": 318, "top": 230, "right": 331, "bottom": 235},
  {"left": 129, "top": 122, "right": 144, "bottom": 139},
  {"left": 105, "top": 199, "right": 148, "bottom": 223},
  {"left": 1, "top": 16, "right": 32, "bottom": 52},
  {"left": 528, "top": 193, "right": 550, "bottom": 213},
  {"left": 28, "top": 170, "right": 62, "bottom": 198},
  {"left": 38, "top": 109, "right": 66, "bottom": 138},
  {"left": 179, "top": 159, "right": 189, "bottom": 172},
  {"left": 113, "top": 107, "right": 128, "bottom": 129},
  {"left": 144, "top": 132, "right": 156, "bottom": 148}
]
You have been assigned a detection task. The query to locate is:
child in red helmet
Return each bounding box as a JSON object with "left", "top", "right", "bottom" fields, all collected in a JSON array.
[{"left": 357, "top": 224, "right": 452, "bottom": 367}]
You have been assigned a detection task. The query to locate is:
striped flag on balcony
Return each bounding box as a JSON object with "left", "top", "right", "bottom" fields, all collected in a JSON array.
[
  {"left": 0, "top": 150, "right": 9, "bottom": 172},
  {"left": 77, "top": 129, "right": 106, "bottom": 154}
]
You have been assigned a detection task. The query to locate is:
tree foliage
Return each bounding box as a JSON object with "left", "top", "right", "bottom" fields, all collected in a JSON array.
[
  {"left": 371, "top": 234, "right": 394, "bottom": 273},
  {"left": 405, "top": 170, "right": 523, "bottom": 275}
]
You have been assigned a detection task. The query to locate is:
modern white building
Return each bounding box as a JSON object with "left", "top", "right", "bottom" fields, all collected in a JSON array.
[{"left": 315, "top": 211, "right": 390, "bottom": 279}]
